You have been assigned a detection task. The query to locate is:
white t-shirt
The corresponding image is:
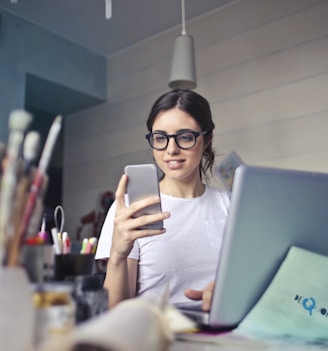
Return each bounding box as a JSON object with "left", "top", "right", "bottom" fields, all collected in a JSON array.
[{"left": 96, "top": 186, "right": 230, "bottom": 309}]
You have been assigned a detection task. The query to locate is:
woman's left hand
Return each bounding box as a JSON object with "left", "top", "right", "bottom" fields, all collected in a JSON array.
[{"left": 184, "top": 281, "right": 215, "bottom": 311}]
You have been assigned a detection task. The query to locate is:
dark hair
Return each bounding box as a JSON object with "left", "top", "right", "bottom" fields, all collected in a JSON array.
[{"left": 146, "top": 89, "right": 215, "bottom": 182}]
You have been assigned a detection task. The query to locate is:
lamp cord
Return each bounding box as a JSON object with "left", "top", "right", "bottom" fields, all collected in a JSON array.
[{"left": 181, "top": 0, "right": 186, "bottom": 34}]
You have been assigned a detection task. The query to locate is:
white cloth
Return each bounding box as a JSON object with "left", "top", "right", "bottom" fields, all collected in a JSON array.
[
  {"left": 96, "top": 186, "right": 229, "bottom": 309},
  {"left": 39, "top": 295, "right": 196, "bottom": 351}
]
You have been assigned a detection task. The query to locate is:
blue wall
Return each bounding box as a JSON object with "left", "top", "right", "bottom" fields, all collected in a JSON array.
[{"left": 0, "top": 10, "right": 107, "bottom": 142}]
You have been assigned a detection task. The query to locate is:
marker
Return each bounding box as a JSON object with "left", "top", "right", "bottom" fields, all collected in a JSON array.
[
  {"left": 37, "top": 214, "right": 48, "bottom": 243},
  {"left": 84, "top": 237, "right": 97, "bottom": 254},
  {"left": 80, "top": 238, "right": 88, "bottom": 254},
  {"left": 62, "top": 232, "right": 71, "bottom": 254},
  {"left": 51, "top": 227, "right": 62, "bottom": 254}
]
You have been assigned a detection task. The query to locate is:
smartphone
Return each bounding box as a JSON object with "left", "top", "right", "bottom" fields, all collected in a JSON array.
[{"left": 124, "top": 164, "right": 163, "bottom": 230}]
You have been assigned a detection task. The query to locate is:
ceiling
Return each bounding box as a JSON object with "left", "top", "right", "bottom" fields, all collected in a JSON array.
[{"left": 0, "top": 0, "right": 235, "bottom": 57}]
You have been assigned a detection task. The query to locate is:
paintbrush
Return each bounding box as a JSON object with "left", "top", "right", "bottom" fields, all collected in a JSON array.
[
  {"left": 0, "top": 110, "right": 32, "bottom": 265},
  {"left": 6, "top": 115, "right": 62, "bottom": 266},
  {"left": 0, "top": 142, "right": 6, "bottom": 176},
  {"left": 22, "top": 131, "right": 40, "bottom": 175},
  {"left": 10, "top": 131, "right": 40, "bottom": 248}
]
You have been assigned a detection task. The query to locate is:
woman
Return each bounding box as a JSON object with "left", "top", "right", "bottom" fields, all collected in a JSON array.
[{"left": 95, "top": 89, "right": 229, "bottom": 311}]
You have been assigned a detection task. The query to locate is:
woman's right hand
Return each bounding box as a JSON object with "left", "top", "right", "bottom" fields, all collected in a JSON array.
[
  {"left": 184, "top": 281, "right": 215, "bottom": 312},
  {"left": 110, "top": 174, "right": 170, "bottom": 263}
]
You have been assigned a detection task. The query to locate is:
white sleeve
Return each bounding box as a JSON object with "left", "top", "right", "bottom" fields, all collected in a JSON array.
[{"left": 95, "top": 200, "right": 117, "bottom": 260}]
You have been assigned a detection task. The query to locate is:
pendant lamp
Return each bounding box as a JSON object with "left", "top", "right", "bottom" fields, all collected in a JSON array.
[{"left": 168, "top": 0, "right": 197, "bottom": 90}]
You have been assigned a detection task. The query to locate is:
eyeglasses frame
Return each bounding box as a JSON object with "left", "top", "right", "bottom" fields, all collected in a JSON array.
[{"left": 145, "top": 130, "right": 211, "bottom": 150}]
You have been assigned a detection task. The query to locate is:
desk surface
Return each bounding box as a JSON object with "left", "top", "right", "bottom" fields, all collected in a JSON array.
[
  {"left": 171, "top": 341, "right": 221, "bottom": 351},
  {"left": 39, "top": 330, "right": 328, "bottom": 351},
  {"left": 171, "top": 340, "right": 328, "bottom": 351},
  {"left": 170, "top": 333, "right": 328, "bottom": 351}
]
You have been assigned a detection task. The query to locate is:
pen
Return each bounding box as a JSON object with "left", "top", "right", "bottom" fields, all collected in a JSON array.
[
  {"left": 80, "top": 238, "right": 88, "bottom": 254},
  {"left": 51, "top": 227, "right": 62, "bottom": 255},
  {"left": 82, "top": 237, "right": 98, "bottom": 254},
  {"left": 37, "top": 214, "right": 48, "bottom": 243},
  {"left": 62, "top": 231, "right": 71, "bottom": 254}
]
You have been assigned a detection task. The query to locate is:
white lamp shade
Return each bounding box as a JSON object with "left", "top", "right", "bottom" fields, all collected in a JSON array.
[{"left": 168, "top": 34, "right": 196, "bottom": 90}]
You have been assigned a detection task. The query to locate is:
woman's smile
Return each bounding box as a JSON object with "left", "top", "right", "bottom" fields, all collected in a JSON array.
[{"left": 164, "top": 159, "right": 185, "bottom": 169}]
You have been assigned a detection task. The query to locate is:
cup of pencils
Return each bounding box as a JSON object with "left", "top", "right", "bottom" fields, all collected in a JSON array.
[
  {"left": 54, "top": 253, "right": 95, "bottom": 281},
  {"left": 21, "top": 244, "right": 55, "bottom": 283}
]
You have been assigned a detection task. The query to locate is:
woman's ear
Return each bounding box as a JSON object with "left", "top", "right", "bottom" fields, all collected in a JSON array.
[{"left": 203, "top": 133, "right": 213, "bottom": 150}]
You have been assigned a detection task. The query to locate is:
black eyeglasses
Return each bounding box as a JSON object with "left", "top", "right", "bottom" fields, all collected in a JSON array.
[{"left": 145, "top": 130, "right": 211, "bottom": 150}]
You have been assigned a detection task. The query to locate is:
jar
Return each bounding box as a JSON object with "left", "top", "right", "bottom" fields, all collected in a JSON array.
[{"left": 32, "top": 282, "right": 76, "bottom": 347}]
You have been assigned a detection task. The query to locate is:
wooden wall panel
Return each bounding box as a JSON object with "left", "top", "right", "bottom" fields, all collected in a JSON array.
[{"left": 63, "top": 0, "right": 328, "bottom": 236}]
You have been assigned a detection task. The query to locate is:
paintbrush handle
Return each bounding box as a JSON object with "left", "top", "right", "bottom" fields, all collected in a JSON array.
[
  {"left": 12, "top": 175, "right": 31, "bottom": 238},
  {"left": 6, "top": 171, "right": 44, "bottom": 267},
  {"left": 0, "top": 133, "right": 23, "bottom": 247},
  {"left": 38, "top": 115, "right": 62, "bottom": 174},
  {"left": 7, "top": 175, "right": 37, "bottom": 264}
]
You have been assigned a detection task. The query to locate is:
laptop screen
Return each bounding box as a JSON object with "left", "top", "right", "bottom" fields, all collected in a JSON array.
[{"left": 210, "top": 165, "right": 328, "bottom": 329}]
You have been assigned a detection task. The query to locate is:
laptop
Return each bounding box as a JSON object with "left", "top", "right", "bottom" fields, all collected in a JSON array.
[{"left": 182, "top": 164, "right": 328, "bottom": 330}]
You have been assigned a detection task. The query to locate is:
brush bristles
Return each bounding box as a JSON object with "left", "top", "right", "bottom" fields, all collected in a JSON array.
[
  {"left": 23, "top": 131, "right": 40, "bottom": 161},
  {"left": 8, "top": 110, "right": 33, "bottom": 132}
]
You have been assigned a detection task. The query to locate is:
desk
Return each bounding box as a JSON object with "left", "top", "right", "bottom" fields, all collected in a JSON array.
[
  {"left": 34, "top": 300, "right": 328, "bottom": 351},
  {"left": 169, "top": 332, "right": 328, "bottom": 351},
  {"left": 171, "top": 341, "right": 224, "bottom": 350},
  {"left": 171, "top": 340, "right": 233, "bottom": 351},
  {"left": 38, "top": 329, "right": 328, "bottom": 351},
  {"left": 170, "top": 340, "right": 328, "bottom": 351}
]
